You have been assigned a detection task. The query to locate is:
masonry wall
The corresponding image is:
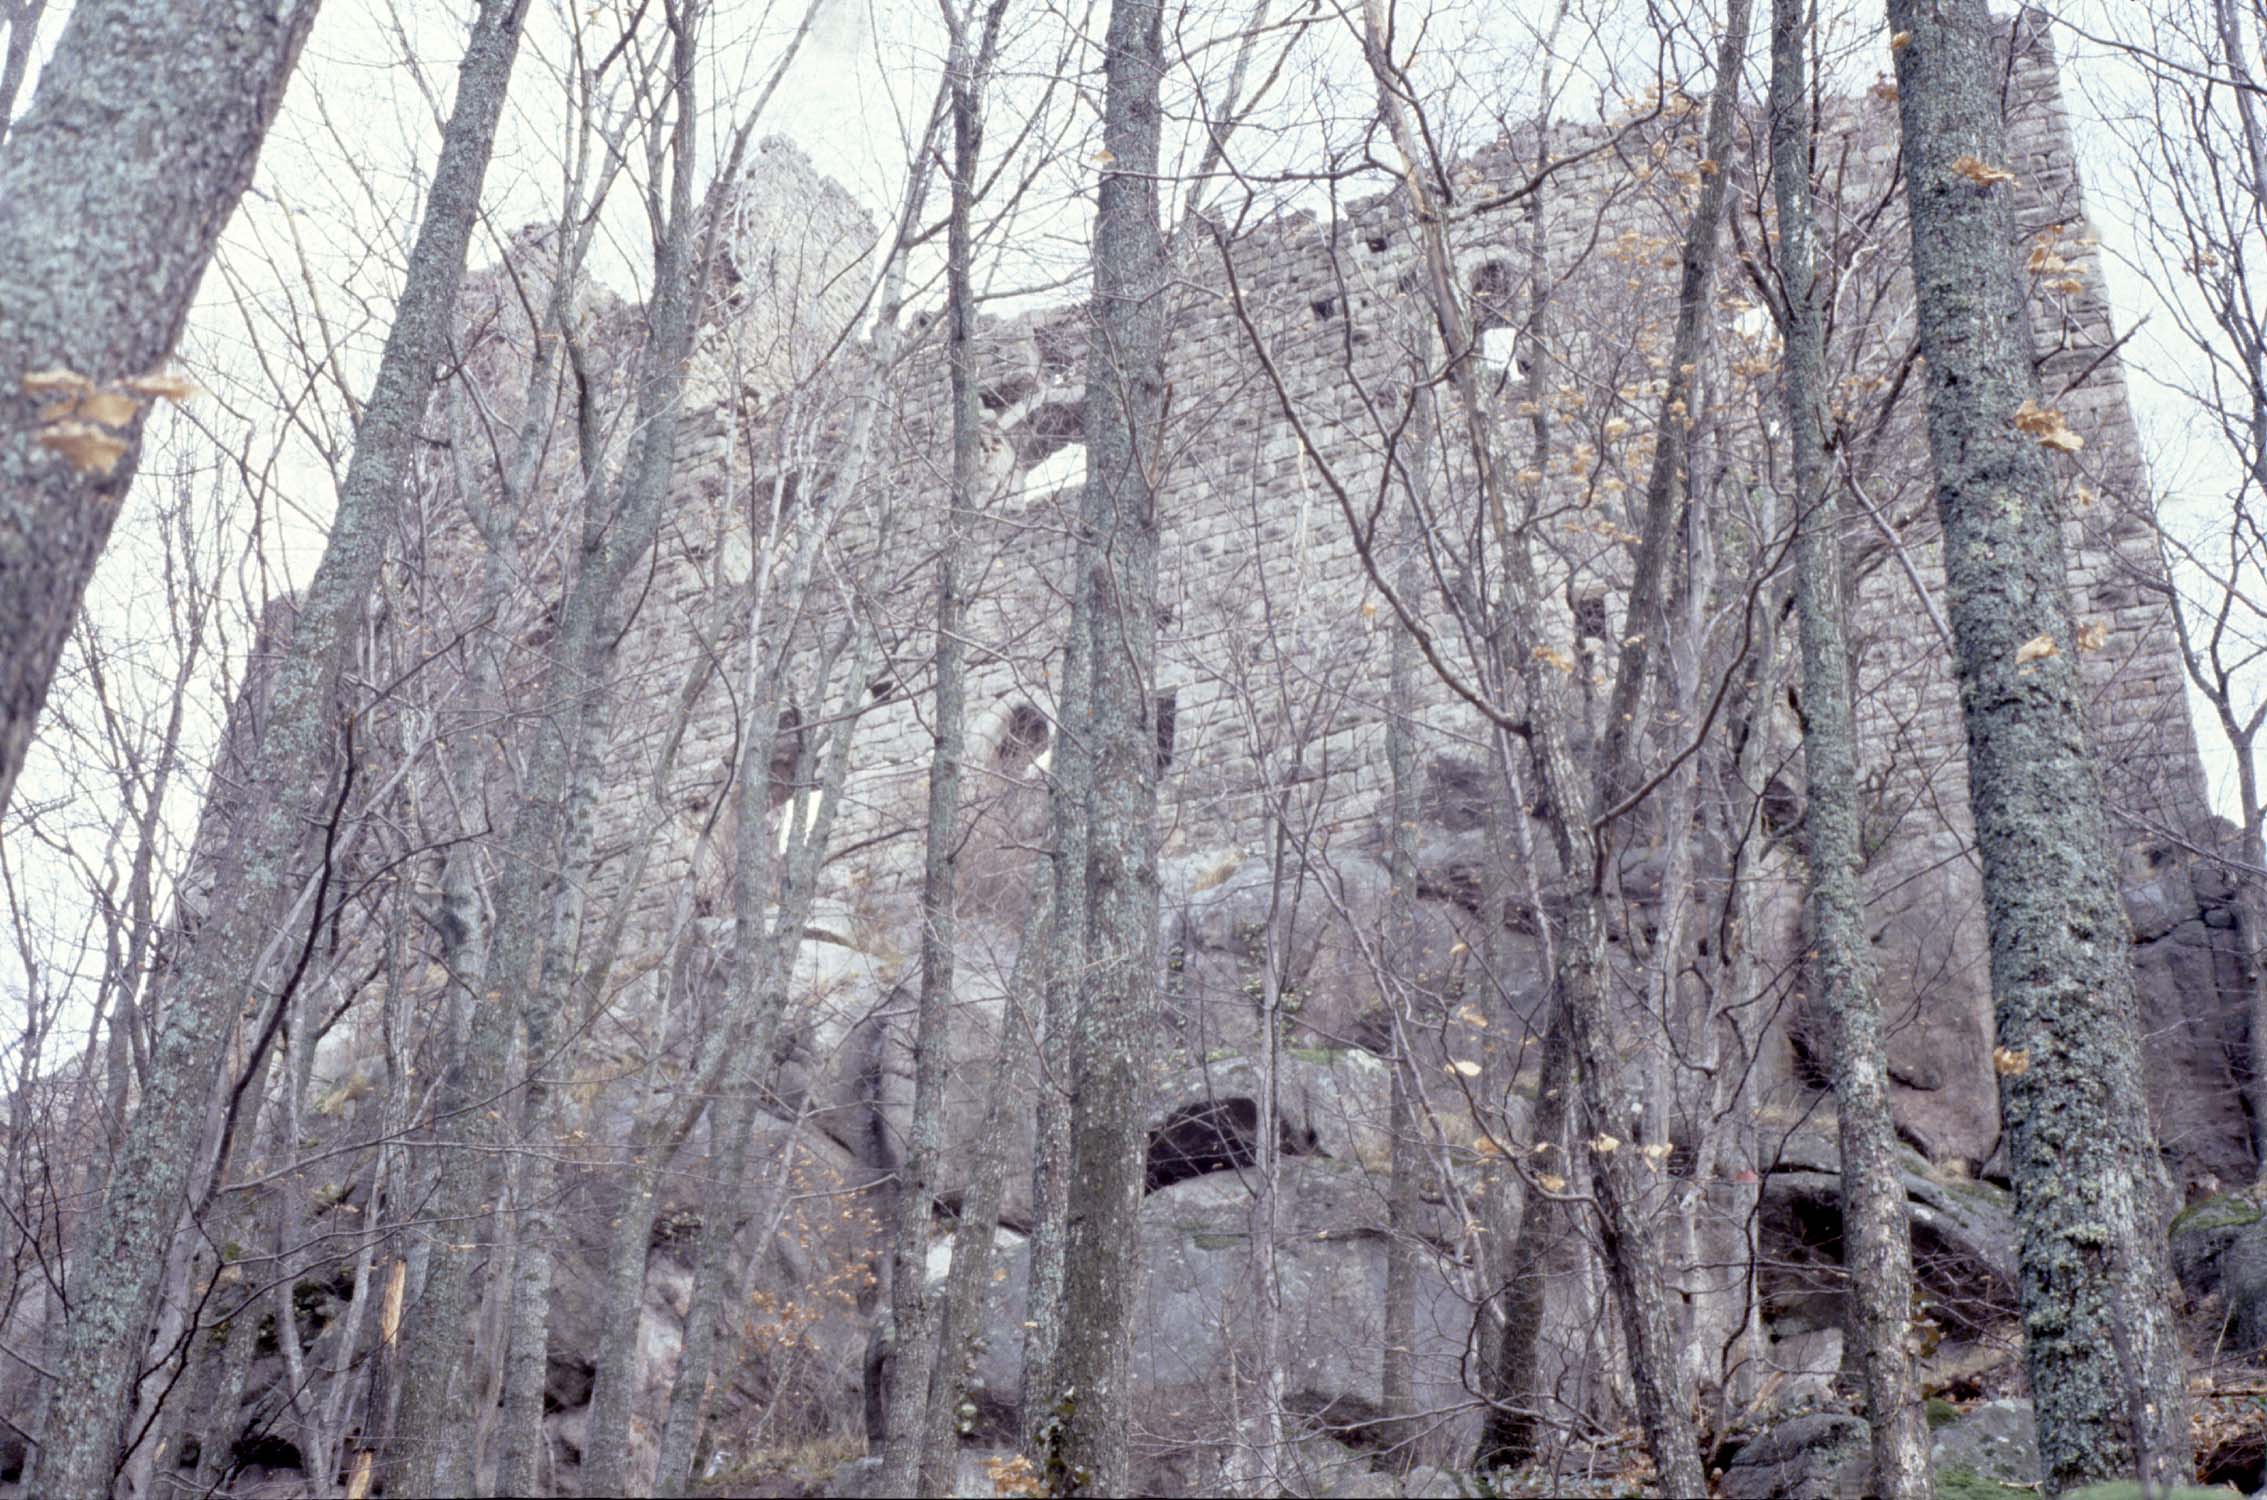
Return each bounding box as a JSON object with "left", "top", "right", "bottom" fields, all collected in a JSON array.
[
  {"left": 754, "top": 14, "right": 2209, "bottom": 887},
  {"left": 423, "top": 21, "right": 2224, "bottom": 1166}
]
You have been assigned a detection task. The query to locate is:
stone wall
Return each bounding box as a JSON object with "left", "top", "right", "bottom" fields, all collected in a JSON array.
[{"left": 431, "top": 16, "right": 2244, "bottom": 1182}]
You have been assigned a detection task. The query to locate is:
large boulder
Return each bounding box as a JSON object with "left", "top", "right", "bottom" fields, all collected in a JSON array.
[
  {"left": 1134, "top": 1157, "right": 1479, "bottom": 1472},
  {"left": 2170, "top": 1189, "right": 2267, "bottom": 1357},
  {"left": 1160, "top": 846, "right": 1552, "bottom": 1063},
  {"left": 1758, "top": 1127, "right": 2018, "bottom": 1335},
  {"left": 2123, "top": 847, "right": 2258, "bottom": 1187},
  {"left": 903, "top": 1155, "right": 1480, "bottom": 1484},
  {"left": 1858, "top": 829, "right": 2001, "bottom": 1170},
  {"left": 1930, "top": 1399, "right": 2040, "bottom": 1488},
  {"left": 1719, "top": 1412, "right": 1869, "bottom": 1500}
]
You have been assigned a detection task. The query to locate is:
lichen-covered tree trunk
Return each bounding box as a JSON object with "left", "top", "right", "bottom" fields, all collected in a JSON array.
[
  {"left": 29, "top": 9, "right": 524, "bottom": 1493},
  {"left": 1768, "top": 4, "right": 1932, "bottom": 1494},
  {"left": 1886, "top": 2, "right": 2190, "bottom": 1491},
  {"left": 1045, "top": 0, "right": 1167, "bottom": 1486},
  {"left": 0, "top": 0, "right": 318, "bottom": 819}
]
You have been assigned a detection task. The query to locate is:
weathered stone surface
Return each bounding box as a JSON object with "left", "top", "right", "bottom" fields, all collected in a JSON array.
[
  {"left": 1755, "top": 1327, "right": 1845, "bottom": 1415},
  {"left": 1931, "top": 1399, "right": 2041, "bottom": 1487},
  {"left": 1719, "top": 1412, "right": 1869, "bottom": 1500},
  {"left": 2170, "top": 1191, "right": 2267, "bottom": 1355},
  {"left": 1760, "top": 1128, "right": 2019, "bottom": 1323},
  {"left": 1859, "top": 830, "right": 2000, "bottom": 1170},
  {"left": 2126, "top": 851, "right": 2259, "bottom": 1187}
]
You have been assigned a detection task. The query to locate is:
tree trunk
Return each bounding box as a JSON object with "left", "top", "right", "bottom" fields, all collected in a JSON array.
[
  {"left": 1887, "top": 3, "right": 2190, "bottom": 1491},
  {"left": 920, "top": 880, "right": 1052, "bottom": 1493},
  {"left": 1768, "top": 4, "right": 1932, "bottom": 1494},
  {"left": 31, "top": 9, "right": 525, "bottom": 1493},
  {"left": 1043, "top": 0, "right": 1167, "bottom": 1489},
  {"left": 875, "top": 8, "right": 990, "bottom": 1477},
  {"left": 1474, "top": 1015, "right": 1573, "bottom": 1472},
  {"left": 0, "top": 0, "right": 319, "bottom": 817},
  {"left": 646, "top": 619, "right": 882, "bottom": 1494},
  {"left": 1020, "top": 614, "right": 1089, "bottom": 1454},
  {"left": 1352, "top": 4, "right": 1750, "bottom": 1491},
  {"left": 1380, "top": 404, "right": 1422, "bottom": 1467}
]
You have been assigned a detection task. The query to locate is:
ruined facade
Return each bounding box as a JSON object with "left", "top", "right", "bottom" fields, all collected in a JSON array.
[
  {"left": 492, "top": 13, "right": 2242, "bottom": 1186},
  {"left": 204, "top": 13, "right": 2257, "bottom": 1486}
]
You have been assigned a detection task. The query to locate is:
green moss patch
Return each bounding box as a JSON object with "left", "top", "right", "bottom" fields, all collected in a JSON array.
[
  {"left": 1936, "top": 1467, "right": 2033, "bottom": 1500},
  {"left": 2171, "top": 1193, "right": 2262, "bottom": 1236}
]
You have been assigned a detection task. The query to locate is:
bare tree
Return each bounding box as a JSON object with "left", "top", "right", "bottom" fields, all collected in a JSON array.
[
  {"left": 30, "top": 5, "right": 528, "bottom": 1490},
  {"left": 1766, "top": 1, "right": 1931, "bottom": 1493},
  {"left": 1025, "top": 0, "right": 1171, "bottom": 1490},
  {"left": 877, "top": 0, "right": 1013, "bottom": 1489},
  {"left": 2087, "top": 0, "right": 2267, "bottom": 1181}
]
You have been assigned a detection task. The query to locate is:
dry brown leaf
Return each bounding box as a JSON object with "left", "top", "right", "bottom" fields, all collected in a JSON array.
[
  {"left": 1535, "top": 1172, "right": 1568, "bottom": 1193},
  {"left": 2050, "top": 276, "right": 2086, "bottom": 296},
  {"left": 1951, "top": 154, "right": 2018, "bottom": 188},
  {"left": 346, "top": 1451, "right": 375, "bottom": 1500},
  {"left": 1890, "top": 29, "right": 1913, "bottom": 51},
  {"left": 78, "top": 389, "right": 141, "bottom": 427},
  {"left": 2015, "top": 633, "right": 2059, "bottom": 665},
  {"left": 2077, "top": 619, "right": 2110, "bottom": 652},
  {"left": 2013, "top": 398, "right": 2084, "bottom": 452},
  {"left": 123, "top": 371, "right": 202, "bottom": 402},
  {"left": 1447, "top": 1058, "right": 1482, "bottom": 1079},
  {"left": 20, "top": 367, "right": 91, "bottom": 396},
  {"left": 1992, "top": 1045, "right": 2030, "bottom": 1077},
  {"left": 1590, "top": 1133, "right": 1621, "bottom": 1155},
  {"left": 2027, "top": 245, "right": 2069, "bottom": 274},
  {"left": 36, "top": 421, "right": 126, "bottom": 476},
  {"left": 1472, "top": 1136, "right": 1504, "bottom": 1158},
  {"left": 1532, "top": 644, "right": 1576, "bottom": 676},
  {"left": 1871, "top": 79, "right": 1899, "bottom": 103}
]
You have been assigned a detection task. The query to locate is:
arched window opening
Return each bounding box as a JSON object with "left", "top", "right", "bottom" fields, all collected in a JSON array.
[{"left": 995, "top": 702, "right": 1052, "bottom": 779}]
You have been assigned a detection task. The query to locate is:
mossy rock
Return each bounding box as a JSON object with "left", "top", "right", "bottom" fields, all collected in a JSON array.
[
  {"left": 1925, "top": 1398, "right": 1961, "bottom": 1429},
  {"left": 1936, "top": 1467, "right": 2032, "bottom": 1500},
  {"left": 2065, "top": 1485, "right": 2241, "bottom": 1500},
  {"left": 2169, "top": 1191, "right": 2267, "bottom": 1353}
]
